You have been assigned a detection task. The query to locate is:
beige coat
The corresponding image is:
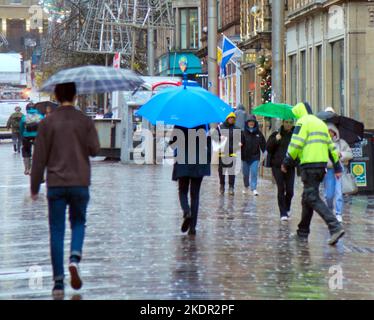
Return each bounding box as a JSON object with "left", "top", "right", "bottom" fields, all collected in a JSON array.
[{"left": 327, "top": 123, "right": 353, "bottom": 168}]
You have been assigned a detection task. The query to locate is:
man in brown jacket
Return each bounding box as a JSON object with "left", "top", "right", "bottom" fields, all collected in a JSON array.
[{"left": 31, "top": 82, "right": 100, "bottom": 298}]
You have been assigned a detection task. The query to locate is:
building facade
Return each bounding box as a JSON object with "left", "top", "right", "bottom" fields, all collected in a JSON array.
[
  {"left": 155, "top": 0, "right": 203, "bottom": 80},
  {"left": 285, "top": 0, "right": 374, "bottom": 129}
]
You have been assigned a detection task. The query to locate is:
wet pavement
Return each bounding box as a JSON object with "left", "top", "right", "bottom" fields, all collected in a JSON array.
[{"left": 0, "top": 142, "right": 373, "bottom": 300}]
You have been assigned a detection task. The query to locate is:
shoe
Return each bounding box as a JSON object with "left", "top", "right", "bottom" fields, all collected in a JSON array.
[
  {"left": 281, "top": 216, "right": 289, "bottom": 222},
  {"left": 52, "top": 281, "right": 65, "bottom": 299},
  {"left": 228, "top": 187, "right": 234, "bottom": 195},
  {"left": 336, "top": 215, "right": 343, "bottom": 223},
  {"left": 328, "top": 229, "right": 345, "bottom": 246},
  {"left": 181, "top": 212, "right": 192, "bottom": 233},
  {"left": 188, "top": 227, "right": 196, "bottom": 236},
  {"left": 242, "top": 188, "right": 249, "bottom": 194},
  {"left": 290, "top": 233, "right": 308, "bottom": 242},
  {"left": 69, "top": 262, "right": 83, "bottom": 290},
  {"left": 253, "top": 190, "right": 259, "bottom": 196},
  {"left": 219, "top": 185, "right": 225, "bottom": 195}
]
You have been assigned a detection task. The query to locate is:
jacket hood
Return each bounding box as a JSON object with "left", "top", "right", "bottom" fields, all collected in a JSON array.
[
  {"left": 327, "top": 123, "right": 340, "bottom": 140},
  {"left": 292, "top": 102, "right": 313, "bottom": 119},
  {"left": 237, "top": 104, "right": 245, "bottom": 111},
  {"left": 245, "top": 115, "right": 259, "bottom": 133},
  {"left": 224, "top": 112, "right": 237, "bottom": 126}
]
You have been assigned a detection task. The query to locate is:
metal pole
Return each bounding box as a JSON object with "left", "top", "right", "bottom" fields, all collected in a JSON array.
[
  {"left": 208, "top": 0, "right": 218, "bottom": 95},
  {"left": 104, "top": 53, "right": 109, "bottom": 113},
  {"left": 147, "top": 15, "right": 155, "bottom": 76},
  {"left": 272, "top": 0, "right": 285, "bottom": 104}
]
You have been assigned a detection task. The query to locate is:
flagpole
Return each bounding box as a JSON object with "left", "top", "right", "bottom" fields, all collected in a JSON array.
[{"left": 208, "top": 0, "right": 218, "bottom": 95}]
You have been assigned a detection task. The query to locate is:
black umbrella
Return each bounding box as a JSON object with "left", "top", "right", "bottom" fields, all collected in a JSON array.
[
  {"left": 34, "top": 101, "right": 58, "bottom": 115},
  {"left": 317, "top": 111, "right": 364, "bottom": 145}
]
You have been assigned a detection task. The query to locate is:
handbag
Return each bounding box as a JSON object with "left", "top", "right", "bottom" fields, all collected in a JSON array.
[{"left": 341, "top": 172, "right": 358, "bottom": 195}]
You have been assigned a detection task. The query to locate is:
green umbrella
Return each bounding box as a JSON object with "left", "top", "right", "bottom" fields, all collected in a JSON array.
[{"left": 252, "top": 103, "right": 296, "bottom": 120}]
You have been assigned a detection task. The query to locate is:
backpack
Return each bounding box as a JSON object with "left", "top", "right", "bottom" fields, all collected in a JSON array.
[{"left": 25, "top": 113, "right": 42, "bottom": 132}]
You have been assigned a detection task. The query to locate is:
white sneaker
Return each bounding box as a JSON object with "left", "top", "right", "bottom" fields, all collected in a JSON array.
[
  {"left": 242, "top": 188, "right": 249, "bottom": 194},
  {"left": 253, "top": 190, "right": 259, "bottom": 196},
  {"left": 68, "top": 262, "right": 83, "bottom": 290},
  {"left": 281, "top": 216, "right": 289, "bottom": 222},
  {"left": 336, "top": 215, "right": 343, "bottom": 223}
]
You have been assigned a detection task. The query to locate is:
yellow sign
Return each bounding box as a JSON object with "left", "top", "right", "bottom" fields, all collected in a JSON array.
[{"left": 352, "top": 164, "right": 364, "bottom": 176}]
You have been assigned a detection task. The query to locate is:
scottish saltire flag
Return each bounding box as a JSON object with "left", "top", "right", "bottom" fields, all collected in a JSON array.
[{"left": 221, "top": 35, "right": 241, "bottom": 77}]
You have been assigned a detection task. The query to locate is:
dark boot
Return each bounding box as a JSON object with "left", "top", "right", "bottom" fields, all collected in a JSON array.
[
  {"left": 181, "top": 211, "right": 192, "bottom": 233},
  {"left": 219, "top": 185, "right": 225, "bottom": 195}
]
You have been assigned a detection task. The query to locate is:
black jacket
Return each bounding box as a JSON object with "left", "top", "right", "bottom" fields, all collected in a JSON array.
[
  {"left": 171, "top": 125, "right": 211, "bottom": 181},
  {"left": 241, "top": 121, "right": 266, "bottom": 161},
  {"left": 266, "top": 126, "right": 294, "bottom": 168}
]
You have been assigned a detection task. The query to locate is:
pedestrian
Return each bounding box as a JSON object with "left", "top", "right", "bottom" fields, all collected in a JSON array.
[
  {"left": 282, "top": 102, "right": 345, "bottom": 246},
  {"left": 19, "top": 103, "right": 44, "bottom": 175},
  {"left": 30, "top": 82, "right": 100, "bottom": 298},
  {"left": 215, "top": 113, "right": 241, "bottom": 195},
  {"left": 170, "top": 125, "right": 211, "bottom": 236},
  {"left": 234, "top": 104, "right": 248, "bottom": 130},
  {"left": 241, "top": 115, "right": 266, "bottom": 196},
  {"left": 6, "top": 105, "right": 23, "bottom": 153},
  {"left": 323, "top": 123, "right": 353, "bottom": 223},
  {"left": 266, "top": 119, "right": 295, "bottom": 220}
]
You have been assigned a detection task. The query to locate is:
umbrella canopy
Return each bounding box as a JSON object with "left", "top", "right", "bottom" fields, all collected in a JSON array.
[
  {"left": 40, "top": 65, "right": 144, "bottom": 94},
  {"left": 33, "top": 101, "right": 58, "bottom": 115},
  {"left": 252, "top": 103, "right": 296, "bottom": 120},
  {"left": 136, "top": 86, "right": 233, "bottom": 128},
  {"left": 317, "top": 111, "right": 364, "bottom": 145}
]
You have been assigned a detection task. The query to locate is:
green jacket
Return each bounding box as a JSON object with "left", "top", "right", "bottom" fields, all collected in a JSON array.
[
  {"left": 6, "top": 111, "right": 24, "bottom": 133},
  {"left": 285, "top": 102, "right": 342, "bottom": 172}
]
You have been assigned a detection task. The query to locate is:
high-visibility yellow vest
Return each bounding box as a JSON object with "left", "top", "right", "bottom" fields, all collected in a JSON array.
[{"left": 287, "top": 103, "right": 340, "bottom": 166}]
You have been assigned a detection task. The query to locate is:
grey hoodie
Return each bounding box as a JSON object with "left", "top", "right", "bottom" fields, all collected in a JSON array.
[
  {"left": 327, "top": 123, "right": 353, "bottom": 168},
  {"left": 234, "top": 104, "right": 247, "bottom": 130}
]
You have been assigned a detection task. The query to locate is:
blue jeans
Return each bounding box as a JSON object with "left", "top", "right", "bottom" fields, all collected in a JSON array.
[
  {"left": 47, "top": 187, "right": 90, "bottom": 281},
  {"left": 324, "top": 168, "right": 343, "bottom": 216},
  {"left": 242, "top": 160, "right": 259, "bottom": 190}
]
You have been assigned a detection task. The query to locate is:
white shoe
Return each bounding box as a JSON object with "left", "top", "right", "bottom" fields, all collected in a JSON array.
[
  {"left": 336, "top": 215, "right": 343, "bottom": 223},
  {"left": 242, "top": 188, "right": 249, "bottom": 194},
  {"left": 281, "top": 216, "right": 289, "bottom": 222},
  {"left": 68, "top": 262, "right": 83, "bottom": 290},
  {"left": 253, "top": 190, "right": 259, "bottom": 196}
]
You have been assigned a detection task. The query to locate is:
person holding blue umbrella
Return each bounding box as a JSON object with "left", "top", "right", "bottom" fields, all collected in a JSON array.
[{"left": 170, "top": 125, "right": 211, "bottom": 236}]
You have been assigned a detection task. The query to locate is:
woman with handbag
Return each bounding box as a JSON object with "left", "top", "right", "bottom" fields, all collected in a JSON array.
[
  {"left": 324, "top": 123, "right": 353, "bottom": 223},
  {"left": 266, "top": 119, "right": 295, "bottom": 221}
]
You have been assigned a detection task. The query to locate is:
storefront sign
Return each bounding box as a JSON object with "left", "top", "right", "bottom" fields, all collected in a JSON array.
[{"left": 351, "top": 162, "right": 367, "bottom": 187}]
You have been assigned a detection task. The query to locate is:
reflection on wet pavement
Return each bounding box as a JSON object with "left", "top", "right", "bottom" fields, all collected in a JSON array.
[{"left": 0, "top": 143, "right": 373, "bottom": 300}]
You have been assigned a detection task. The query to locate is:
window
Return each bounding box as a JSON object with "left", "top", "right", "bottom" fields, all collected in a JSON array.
[
  {"left": 331, "top": 40, "right": 345, "bottom": 115},
  {"left": 300, "top": 50, "right": 306, "bottom": 102},
  {"left": 290, "top": 54, "right": 297, "bottom": 105},
  {"left": 180, "top": 8, "right": 199, "bottom": 50},
  {"left": 316, "top": 45, "right": 323, "bottom": 111}
]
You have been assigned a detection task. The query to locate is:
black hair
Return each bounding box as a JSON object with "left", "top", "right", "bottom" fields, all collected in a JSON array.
[{"left": 54, "top": 82, "right": 77, "bottom": 103}]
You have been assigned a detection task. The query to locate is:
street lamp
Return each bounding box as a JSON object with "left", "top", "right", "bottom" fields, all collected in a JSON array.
[{"left": 250, "top": 4, "right": 262, "bottom": 35}]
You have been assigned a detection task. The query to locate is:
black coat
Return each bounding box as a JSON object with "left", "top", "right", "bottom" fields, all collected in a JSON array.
[
  {"left": 266, "top": 126, "right": 294, "bottom": 168},
  {"left": 241, "top": 122, "right": 266, "bottom": 161},
  {"left": 171, "top": 125, "right": 211, "bottom": 181}
]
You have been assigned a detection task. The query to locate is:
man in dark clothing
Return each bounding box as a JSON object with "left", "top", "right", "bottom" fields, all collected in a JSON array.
[
  {"left": 214, "top": 113, "right": 241, "bottom": 195},
  {"left": 241, "top": 115, "right": 266, "bottom": 196},
  {"left": 6, "top": 106, "right": 23, "bottom": 153},
  {"left": 31, "top": 82, "right": 100, "bottom": 298},
  {"left": 170, "top": 125, "right": 211, "bottom": 236},
  {"left": 266, "top": 120, "right": 295, "bottom": 220}
]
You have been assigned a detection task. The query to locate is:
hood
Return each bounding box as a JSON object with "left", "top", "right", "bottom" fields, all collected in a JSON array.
[
  {"left": 245, "top": 114, "right": 259, "bottom": 133},
  {"left": 237, "top": 104, "right": 245, "bottom": 111},
  {"left": 27, "top": 108, "right": 41, "bottom": 115},
  {"left": 327, "top": 123, "right": 340, "bottom": 141},
  {"left": 224, "top": 112, "right": 236, "bottom": 126},
  {"left": 292, "top": 102, "right": 313, "bottom": 119}
]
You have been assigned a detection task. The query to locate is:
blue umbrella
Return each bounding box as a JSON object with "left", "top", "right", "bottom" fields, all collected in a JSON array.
[{"left": 136, "top": 86, "right": 233, "bottom": 128}]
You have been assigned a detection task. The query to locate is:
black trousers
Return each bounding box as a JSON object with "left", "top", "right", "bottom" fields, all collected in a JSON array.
[
  {"left": 218, "top": 158, "right": 236, "bottom": 188},
  {"left": 272, "top": 167, "right": 295, "bottom": 217},
  {"left": 178, "top": 177, "right": 203, "bottom": 229},
  {"left": 22, "top": 137, "right": 35, "bottom": 158},
  {"left": 298, "top": 168, "right": 342, "bottom": 237}
]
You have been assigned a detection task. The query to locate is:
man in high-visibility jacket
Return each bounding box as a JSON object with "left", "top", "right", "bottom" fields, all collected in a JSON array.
[{"left": 282, "top": 102, "right": 345, "bottom": 246}]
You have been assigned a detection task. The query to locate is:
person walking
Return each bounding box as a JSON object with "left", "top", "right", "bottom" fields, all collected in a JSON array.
[
  {"left": 323, "top": 123, "right": 353, "bottom": 223},
  {"left": 30, "top": 82, "right": 100, "bottom": 298},
  {"left": 215, "top": 113, "right": 241, "bottom": 195},
  {"left": 241, "top": 115, "right": 266, "bottom": 196},
  {"left": 234, "top": 104, "right": 248, "bottom": 130},
  {"left": 266, "top": 119, "right": 295, "bottom": 220},
  {"left": 6, "top": 105, "right": 23, "bottom": 153},
  {"left": 20, "top": 104, "right": 44, "bottom": 175},
  {"left": 170, "top": 125, "right": 211, "bottom": 236},
  {"left": 282, "top": 102, "right": 345, "bottom": 246}
]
